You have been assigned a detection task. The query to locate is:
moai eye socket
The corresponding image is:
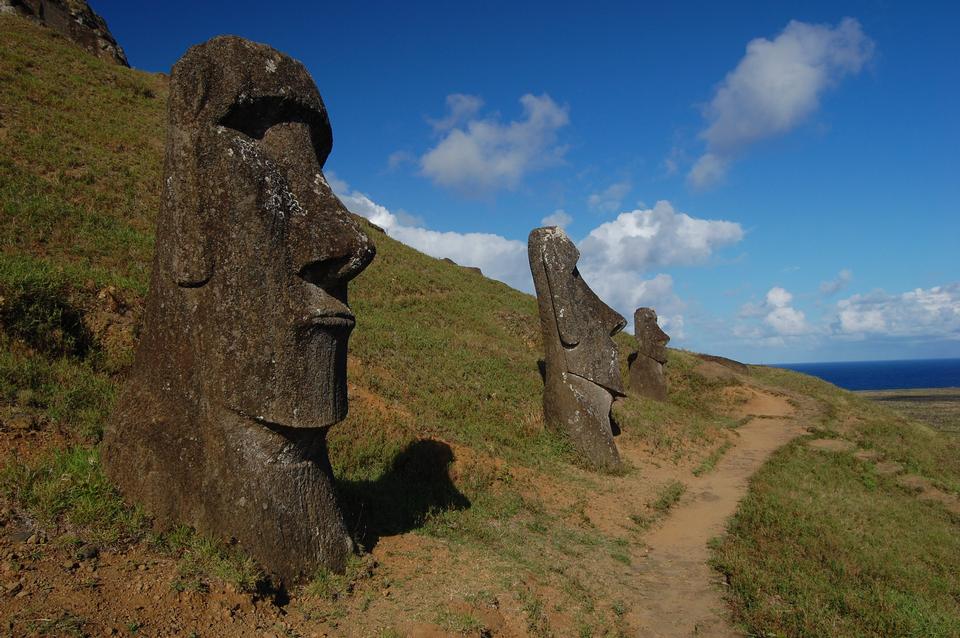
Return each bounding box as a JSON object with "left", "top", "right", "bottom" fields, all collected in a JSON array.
[{"left": 218, "top": 95, "right": 332, "bottom": 161}]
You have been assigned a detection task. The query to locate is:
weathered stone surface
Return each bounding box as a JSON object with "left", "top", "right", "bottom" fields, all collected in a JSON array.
[
  {"left": 628, "top": 308, "right": 670, "bottom": 401},
  {"left": 102, "top": 36, "right": 375, "bottom": 584},
  {"left": 3, "top": 0, "right": 129, "bottom": 66},
  {"left": 634, "top": 308, "right": 668, "bottom": 364},
  {"left": 528, "top": 227, "right": 626, "bottom": 470}
]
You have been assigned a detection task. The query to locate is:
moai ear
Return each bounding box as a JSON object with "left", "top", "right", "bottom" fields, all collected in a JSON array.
[
  {"left": 164, "top": 63, "right": 215, "bottom": 288},
  {"left": 542, "top": 234, "right": 583, "bottom": 347},
  {"left": 166, "top": 137, "right": 214, "bottom": 287}
]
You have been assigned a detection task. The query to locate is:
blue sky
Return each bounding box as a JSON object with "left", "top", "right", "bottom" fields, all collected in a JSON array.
[{"left": 97, "top": 1, "right": 959, "bottom": 363}]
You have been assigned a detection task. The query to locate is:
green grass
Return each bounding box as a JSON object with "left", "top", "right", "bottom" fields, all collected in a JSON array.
[
  {"left": 693, "top": 440, "right": 732, "bottom": 476},
  {"left": 152, "top": 525, "right": 264, "bottom": 593},
  {"left": 434, "top": 607, "right": 485, "bottom": 634},
  {"left": 649, "top": 479, "right": 687, "bottom": 513},
  {"left": 629, "top": 479, "right": 688, "bottom": 531},
  {"left": 0, "top": 254, "right": 94, "bottom": 357},
  {"left": 0, "top": 445, "right": 147, "bottom": 545},
  {"left": 517, "top": 587, "right": 553, "bottom": 637},
  {"left": 302, "top": 554, "right": 375, "bottom": 601},
  {"left": 714, "top": 368, "right": 960, "bottom": 637},
  {"left": 0, "top": 348, "right": 115, "bottom": 441}
]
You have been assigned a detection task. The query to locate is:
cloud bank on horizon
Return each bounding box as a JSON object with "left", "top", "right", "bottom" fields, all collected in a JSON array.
[
  {"left": 336, "top": 171, "right": 960, "bottom": 355},
  {"left": 689, "top": 17, "right": 875, "bottom": 188},
  {"left": 733, "top": 282, "right": 960, "bottom": 351}
]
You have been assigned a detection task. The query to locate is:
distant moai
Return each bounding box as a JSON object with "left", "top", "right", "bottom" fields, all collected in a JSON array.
[
  {"left": 628, "top": 308, "right": 670, "bottom": 401},
  {"left": 528, "top": 227, "right": 626, "bottom": 470},
  {"left": 102, "top": 36, "right": 376, "bottom": 583}
]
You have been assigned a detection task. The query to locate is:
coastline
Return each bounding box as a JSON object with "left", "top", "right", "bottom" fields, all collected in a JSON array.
[{"left": 857, "top": 387, "right": 960, "bottom": 433}]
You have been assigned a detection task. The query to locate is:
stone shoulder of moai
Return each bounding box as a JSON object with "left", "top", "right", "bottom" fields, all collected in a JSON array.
[
  {"left": 528, "top": 227, "right": 626, "bottom": 470},
  {"left": 628, "top": 307, "right": 670, "bottom": 401},
  {"left": 103, "top": 36, "right": 375, "bottom": 583}
]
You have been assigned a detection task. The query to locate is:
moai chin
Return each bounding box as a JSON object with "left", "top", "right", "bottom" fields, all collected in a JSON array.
[
  {"left": 628, "top": 308, "right": 670, "bottom": 401},
  {"left": 528, "top": 227, "right": 626, "bottom": 470},
  {"left": 102, "top": 36, "right": 376, "bottom": 583}
]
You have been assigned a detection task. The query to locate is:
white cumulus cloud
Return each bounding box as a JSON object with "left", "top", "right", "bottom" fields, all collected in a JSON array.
[
  {"left": 738, "top": 285, "right": 810, "bottom": 338},
  {"left": 576, "top": 201, "right": 743, "bottom": 337},
  {"left": 688, "top": 153, "right": 730, "bottom": 189},
  {"left": 330, "top": 174, "right": 530, "bottom": 291},
  {"left": 763, "top": 286, "right": 809, "bottom": 335},
  {"left": 541, "top": 209, "right": 573, "bottom": 228},
  {"left": 765, "top": 305, "right": 809, "bottom": 336},
  {"left": 427, "top": 94, "right": 484, "bottom": 132},
  {"left": 689, "top": 18, "right": 874, "bottom": 188},
  {"left": 420, "top": 93, "right": 570, "bottom": 195},
  {"left": 766, "top": 286, "right": 793, "bottom": 308},
  {"left": 577, "top": 200, "right": 744, "bottom": 272},
  {"left": 386, "top": 150, "right": 415, "bottom": 171},
  {"left": 587, "top": 181, "right": 632, "bottom": 213},
  {"left": 835, "top": 284, "right": 960, "bottom": 338},
  {"left": 820, "top": 268, "right": 853, "bottom": 295}
]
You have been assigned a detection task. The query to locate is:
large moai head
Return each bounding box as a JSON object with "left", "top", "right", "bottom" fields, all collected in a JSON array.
[
  {"left": 628, "top": 307, "right": 670, "bottom": 401},
  {"left": 528, "top": 227, "right": 626, "bottom": 469},
  {"left": 103, "top": 36, "right": 375, "bottom": 583},
  {"left": 162, "top": 35, "right": 375, "bottom": 427}
]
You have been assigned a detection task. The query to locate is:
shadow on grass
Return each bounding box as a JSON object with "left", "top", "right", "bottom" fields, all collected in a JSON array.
[{"left": 338, "top": 439, "right": 470, "bottom": 551}]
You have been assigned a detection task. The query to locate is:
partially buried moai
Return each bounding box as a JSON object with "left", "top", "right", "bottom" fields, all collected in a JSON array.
[
  {"left": 102, "top": 36, "right": 375, "bottom": 583},
  {"left": 528, "top": 227, "right": 626, "bottom": 470},
  {"left": 628, "top": 308, "right": 670, "bottom": 401}
]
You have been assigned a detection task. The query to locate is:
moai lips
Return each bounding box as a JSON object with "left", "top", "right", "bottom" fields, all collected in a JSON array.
[
  {"left": 628, "top": 308, "right": 670, "bottom": 401},
  {"left": 528, "top": 227, "right": 626, "bottom": 470},
  {"left": 103, "top": 36, "right": 375, "bottom": 583}
]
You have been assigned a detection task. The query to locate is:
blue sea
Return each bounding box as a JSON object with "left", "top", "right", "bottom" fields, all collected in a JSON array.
[{"left": 775, "top": 358, "right": 960, "bottom": 391}]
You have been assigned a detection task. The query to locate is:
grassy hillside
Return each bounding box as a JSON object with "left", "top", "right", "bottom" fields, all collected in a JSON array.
[
  {"left": 0, "top": 15, "right": 743, "bottom": 634},
  {"left": 713, "top": 369, "right": 960, "bottom": 637},
  {"left": 2, "top": 15, "right": 959, "bottom": 637}
]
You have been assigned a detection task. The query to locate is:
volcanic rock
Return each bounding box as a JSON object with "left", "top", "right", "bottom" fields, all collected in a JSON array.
[
  {"left": 102, "top": 36, "right": 376, "bottom": 583},
  {"left": 628, "top": 308, "right": 670, "bottom": 401},
  {"left": 528, "top": 226, "right": 626, "bottom": 470},
  {"left": 2, "top": 0, "right": 129, "bottom": 66}
]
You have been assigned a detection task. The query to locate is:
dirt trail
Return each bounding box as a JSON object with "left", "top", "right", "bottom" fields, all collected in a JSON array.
[{"left": 630, "top": 388, "right": 807, "bottom": 637}]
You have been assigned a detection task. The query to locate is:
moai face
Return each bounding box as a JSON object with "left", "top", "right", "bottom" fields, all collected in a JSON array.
[
  {"left": 529, "top": 227, "right": 626, "bottom": 469},
  {"left": 635, "top": 308, "right": 670, "bottom": 365},
  {"left": 162, "top": 36, "right": 375, "bottom": 429},
  {"left": 533, "top": 227, "right": 626, "bottom": 393}
]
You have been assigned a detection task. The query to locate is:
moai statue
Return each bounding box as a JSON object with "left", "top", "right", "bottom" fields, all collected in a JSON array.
[
  {"left": 102, "top": 36, "right": 375, "bottom": 583},
  {"left": 528, "top": 227, "right": 626, "bottom": 470},
  {"left": 628, "top": 308, "right": 670, "bottom": 401}
]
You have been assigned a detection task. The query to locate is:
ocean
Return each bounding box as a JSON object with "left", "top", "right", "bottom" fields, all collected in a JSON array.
[{"left": 775, "top": 358, "right": 960, "bottom": 391}]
